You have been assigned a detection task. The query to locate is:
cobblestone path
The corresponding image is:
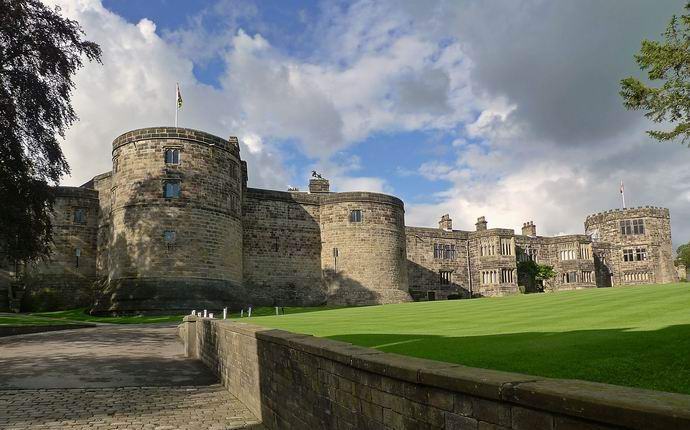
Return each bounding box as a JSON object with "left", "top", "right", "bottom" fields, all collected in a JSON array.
[{"left": 0, "top": 326, "right": 263, "bottom": 429}]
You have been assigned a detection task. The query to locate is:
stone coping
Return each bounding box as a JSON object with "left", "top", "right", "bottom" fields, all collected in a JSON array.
[
  {"left": 0, "top": 323, "right": 95, "bottom": 337},
  {"left": 112, "top": 127, "right": 240, "bottom": 156},
  {"left": 184, "top": 317, "right": 690, "bottom": 430},
  {"left": 245, "top": 187, "right": 404, "bottom": 208}
]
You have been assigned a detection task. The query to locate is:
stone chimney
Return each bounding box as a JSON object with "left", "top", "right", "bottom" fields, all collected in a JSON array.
[
  {"left": 439, "top": 214, "right": 452, "bottom": 231},
  {"left": 309, "top": 178, "right": 330, "bottom": 193},
  {"left": 475, "top": 216, "right": 488, "bottom": 231},
  {"left": 522, "top": 221, "right": 537, "bottom": 237}
]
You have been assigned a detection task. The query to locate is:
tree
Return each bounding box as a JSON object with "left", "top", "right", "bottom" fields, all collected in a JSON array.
[
  {"left": 620, "top": 2, "right": 690, "bottom": 145},
  {"left": 677, "top": 243, "right": 690, "bottom": 269},
  {"left": 0, "top": 0, "right": 101, "bottom": 266},
  {"left": 517, "top": 260, "right": 556, "bottom": 292}
]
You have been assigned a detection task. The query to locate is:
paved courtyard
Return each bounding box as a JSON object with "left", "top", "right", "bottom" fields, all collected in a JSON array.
[{"left": 0, "top": 325, "right": 263, "bottom": 429}]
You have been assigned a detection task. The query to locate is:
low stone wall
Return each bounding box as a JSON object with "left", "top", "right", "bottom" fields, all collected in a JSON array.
[
  {"left": 0, "top": 323, "right": 95, "bottom": 337},
  {"left": 181, "top": 316, "right": 690, "bottom": 430}
]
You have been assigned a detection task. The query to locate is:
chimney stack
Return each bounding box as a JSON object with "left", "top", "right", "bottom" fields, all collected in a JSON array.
[
  {"left": 439, "top": 214, "right": 452, "bottom": 231},
  {"left": 475, "top": 216, "right": 488, "bottom": 231},
  {"left": 522, "top": 221, "right": 537, "bottom": 237},
  {"left": 309, "top": 178, "right": 330, "bottom": 193}
]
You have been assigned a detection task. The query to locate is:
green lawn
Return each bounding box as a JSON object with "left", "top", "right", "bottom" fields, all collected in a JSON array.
[{"left": 247, "top": 283, "right": 690, "bottom": 395}]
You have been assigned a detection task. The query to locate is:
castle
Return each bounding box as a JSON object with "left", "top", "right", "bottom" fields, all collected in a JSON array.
[{"left": 0, "top": 127, "right": 679, "bottom": 312}]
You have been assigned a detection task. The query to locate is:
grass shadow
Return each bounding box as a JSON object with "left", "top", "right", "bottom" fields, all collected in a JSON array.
[{"left": 327, "top": 324, "right": 690, "bottom": 395}]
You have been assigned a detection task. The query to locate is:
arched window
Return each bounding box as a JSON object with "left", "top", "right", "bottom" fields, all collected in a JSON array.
[
  {"left": 165, "top": 148, "right": 180, "bottom": 164},
  {"left": 163, "top": 181, "right": 180, "bottom": 198}
]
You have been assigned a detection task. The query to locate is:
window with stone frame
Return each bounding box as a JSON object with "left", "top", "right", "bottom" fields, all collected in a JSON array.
[
  {"left": 163, "top": 181, "right": 181, "bottom": 198},
  {"left": 620, "top": 219, "right": 645, "bottom": 235},
  {"left": 634, "top": 247, "right": 647, "bottom": 261},
  {"left": 444, "top": 244, "right": 455, "bottom": 260},
  {"left": 164, "top": 148, "right": 180, "bottom": 164},
  {"left": 562, "top": 271, "right": 578, "bottom": 283},
  {"left": 349, "top": 209, "right": 363, "bottom": 223},
  {"left": 73, "top": 208, "right": 87, "bottom": 224},
  {"left": 439, "top": 270, "right": 452, "bottom": 285},
  {"left": 623, "top": 248, "right": 635, "bottom": 262},
  {"left": 433, "top": 243, "right": 443, "bottom": 259}
]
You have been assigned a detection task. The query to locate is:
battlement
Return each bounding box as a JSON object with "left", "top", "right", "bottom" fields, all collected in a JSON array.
[
  {"left": 54, "top": 186, "right": 99, "bottom": 200},
  {"left": 112, "top": 127, "right": 240, "bottom": 156},
  {"left": 585, "top": 206, "right": 670, "bottom": 223}
]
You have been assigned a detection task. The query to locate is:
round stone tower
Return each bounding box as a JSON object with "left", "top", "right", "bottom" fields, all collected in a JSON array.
[
  {"left": 103, "top": 127, "right": 244, "bottom": 312},
  {"left": 319, "top": 192, "right": 410, "bottom": 305},
  {"left": 585, "top": 206, "right": 677, "bottom": 285}
]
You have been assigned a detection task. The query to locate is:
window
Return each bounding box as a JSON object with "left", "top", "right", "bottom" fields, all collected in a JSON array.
[
  {"left": 427, "top": 291, "right": 436, "bottom": 301},
  {"left": 439, "top": 270, "right": 452, "bottom": 285},
  {"left": 501, "top": 268, "right": 514, "bottom": 283},
  {"left": 434, "top": 243, "right": 443, "bottom": 259},
  {"left": 349, "top": 209, "right": 363, "bottom": 223},
  {"left": 434, "top": 244, "right": 455, "bottom": 260},
  {"left": 562, "top": 271, "right": 578, "bottom": 283},
  {"left": 481, "top": 270, "right": 499, "bottom": 285},
  {"left": 73, "top": 208, "right": 86, "bottom": 224},
  {"left": 163, "top": 181, "right": 180, "bottom": 198},
  {"left": 632, "top": 219, "right": 645, "bottom": 235},
  {"left": 623, "top": 248, "right": 634, "bottom": 262},
  {"left": 621, "top": 219, "right": 645, "bottom": 235},
  {"left": 480, "top": 240, "right": 496, "bottom": 257},
  {"left": 165, "top": 148, "right": 180, "bottom": 164},
  {"left": 75, "top": 248, "right": 81, "bottom": 268},
  {"left": 559, "top": 247, "right": 577, "bottom": 261},
  {"left": 500, "top": 238, "right": 513, "bottom": 256},
  {"left": 230, "top": 194, "right": 239, "bottom": 215},
  {"left": 635, "top": 247, "right": 647, "bottom": 261},
  {"left": 624, "top": 272, "right": 650, "bottom": 282},
  {"left": 581, "top": 271, "right": 593, "bottom": 283},
  {"left": 164, "top": 230, "right": 176, "bottom": 243},
  {"left": 580, "top": 244, "right": 591, "bottom": 260}
]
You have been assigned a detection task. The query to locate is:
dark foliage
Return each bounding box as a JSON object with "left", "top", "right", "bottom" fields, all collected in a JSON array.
[{"left": 0, "top": 0, "right": 101, "bottom": 264}]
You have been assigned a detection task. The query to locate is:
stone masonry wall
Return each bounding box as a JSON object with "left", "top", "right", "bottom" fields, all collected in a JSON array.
[
  {"left": 405, "top": 227, "right": 469, "bottom": 300},
  {"left": 22, "top": 187, "right": 100, "bottom": 311},
  {"left": 184, "top": 317, "right": 690, "bottom": 430},
  {"left": 100, "top": 127, "right": 245, "bottom": 312},
  {"left": 320, "top": 193, "right": 411, "bottom": 305},
  {"left": 242, "top": 188, "right": 324, "bottom": 306},
  {"left": 585, "top": 207, "right": 678, "bottom": 286}
]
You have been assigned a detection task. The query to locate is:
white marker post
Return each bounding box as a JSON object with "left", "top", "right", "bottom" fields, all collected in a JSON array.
[
  {"left": 241, "top": 309, "right": 244, "bottom": 318},
  {"left": 223, "top": 307, "right": 227, "bottom": 320},
  {"left": 248, "top": 306, "right": 252, "bottom": 317},
  {"left": 203, "top": 309, "right": 208, "bottom": 318},
  {"left": 209, "top": 313, "right": 214, "bottom": 319},
  {"left": 191, "top": 310, "right": 196, "bottom": 316}
]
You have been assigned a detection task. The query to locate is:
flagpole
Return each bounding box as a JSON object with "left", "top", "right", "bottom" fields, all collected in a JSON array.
[
  {"left": 175, "top": 83, "right": 178, "bottom": 128},
  {"left": 620, "top": 180, "right": 626, "bottom": 209}
]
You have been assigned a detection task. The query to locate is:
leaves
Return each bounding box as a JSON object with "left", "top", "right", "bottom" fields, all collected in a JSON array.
[
  {"left": 0, "top": 0, "right": 101, "bottom": 264},
  {"left": 620, "top": 2, "right": 690, "bottom": 146}
]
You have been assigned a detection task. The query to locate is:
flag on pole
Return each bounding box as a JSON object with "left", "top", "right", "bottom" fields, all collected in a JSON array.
[
  {"left": 176, "top": 83, "right": 183, "bottom": 109},
  {"left": 620, "top": 180, "right": 626, "bottom": 209}
]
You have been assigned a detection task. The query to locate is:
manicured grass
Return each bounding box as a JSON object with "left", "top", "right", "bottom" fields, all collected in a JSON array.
[
  {"left": 248, "top": 283, "right": 690, "bottom": 395},
  {"left": 227, "top": 306, "right": 338, "bottom": 319}
]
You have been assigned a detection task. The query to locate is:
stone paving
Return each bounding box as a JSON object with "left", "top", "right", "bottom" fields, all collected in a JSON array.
[{"left": 0, "top": 325, "right": 263, "bottom": 429}]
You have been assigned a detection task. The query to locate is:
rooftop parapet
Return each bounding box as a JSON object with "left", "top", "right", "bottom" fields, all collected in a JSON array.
[{"left": 112, "top": 127, "right": 239, "bottom": 155}]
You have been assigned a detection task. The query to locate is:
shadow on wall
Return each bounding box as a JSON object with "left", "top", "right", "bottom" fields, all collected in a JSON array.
[
  {"left": 93, "top": 173, "right": 248, "bottom": 314},
  {"left": 406, "top": 259, "right": 469, "bottom": 301},
  {"left": 322, "top": 268, "right": 381, "bottom": 306}
]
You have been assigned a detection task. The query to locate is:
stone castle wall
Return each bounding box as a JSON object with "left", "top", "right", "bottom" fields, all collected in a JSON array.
[
  {"left": 320, "top": 193, "right": 410, "bottom": 305},
  {"left": 99, "top": 127, "right": 245, "bottom": 312},
  {"left": 183, "top": 317, "right": 690, "bottom": 430},
  {"left": 12, "top": 126, "right": 679, "bottom": 311},
  {"left": 22, "top": 187, "right": 100, "bottom": 311},
  {"left": 585, "top": 207, "right": 678, "bottom": 286},
  {"left": 242, "top": 189, "right": 324, "bottom": 306}
]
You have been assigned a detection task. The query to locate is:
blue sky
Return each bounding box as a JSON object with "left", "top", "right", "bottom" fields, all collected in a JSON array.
[{"left": 52, "top": 0, "right": 690, "bottom": 245}]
